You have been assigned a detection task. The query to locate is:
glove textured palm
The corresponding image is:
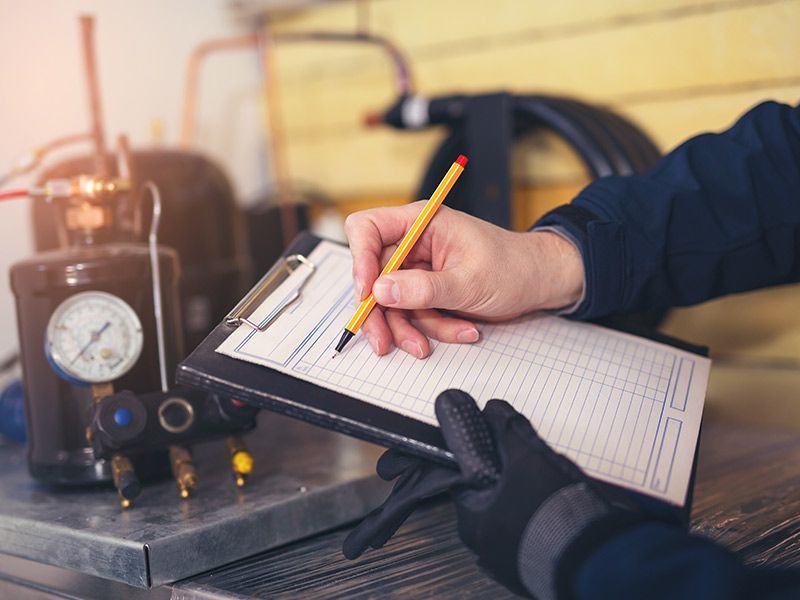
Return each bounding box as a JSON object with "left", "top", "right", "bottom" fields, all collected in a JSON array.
[{"left": 343, "top": 390, "right": 649, "bottom": 599}]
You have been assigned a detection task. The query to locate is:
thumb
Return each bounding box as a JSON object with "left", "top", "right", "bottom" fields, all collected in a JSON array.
[
  {"left": 435, "top": 390, "right": 500, "bottom": 485},
  {"left": 372, "top": 269, "right": 462, "bottom": 310}
]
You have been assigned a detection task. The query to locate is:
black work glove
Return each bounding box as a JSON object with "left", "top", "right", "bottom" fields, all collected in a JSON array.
[
  {"left": 344, "top": 390, "right": 651, "bottom": 600},
  {"left": 342, "top": 388, "right": 500, "bottom": 559}
]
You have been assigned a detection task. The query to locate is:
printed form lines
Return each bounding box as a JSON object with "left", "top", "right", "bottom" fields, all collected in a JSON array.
[
  {"left": 218, "top": 242, "right": 707, "bottom": 505},
  {"left": 292, "top": 297, "right": 689, "bottom": 489}
]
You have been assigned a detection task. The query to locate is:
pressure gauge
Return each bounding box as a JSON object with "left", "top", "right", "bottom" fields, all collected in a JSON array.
[{"left": 45, "top": 291, "right": 144, "bottom": 384}]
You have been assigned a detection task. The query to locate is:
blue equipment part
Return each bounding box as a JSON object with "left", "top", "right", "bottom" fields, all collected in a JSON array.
[{"left": 0, "top": 380, "right": 26, "bottom": 444}]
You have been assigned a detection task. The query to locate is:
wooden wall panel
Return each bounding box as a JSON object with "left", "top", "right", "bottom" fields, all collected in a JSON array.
[
  {"left": 277, "top": 2, "right": 799, "bottom": 94},
  {"left": 266, "top": 0, "right": 800, "bottom": 219}
]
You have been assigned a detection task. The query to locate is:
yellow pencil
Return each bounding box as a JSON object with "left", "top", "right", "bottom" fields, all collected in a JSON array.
[{"left": 334, "top": 154, "right": 469, "bottom": 355}]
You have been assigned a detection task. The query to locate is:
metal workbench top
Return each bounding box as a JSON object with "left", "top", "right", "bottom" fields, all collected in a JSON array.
[
  {"left": 2, "top": 419, "right": 800, "bottom": 598},
  {"left": 0, "top": 413, "right": 387, "bottom": 588}
]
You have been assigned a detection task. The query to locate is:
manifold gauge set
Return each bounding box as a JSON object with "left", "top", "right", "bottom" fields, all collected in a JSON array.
[
  {"left": 4, "top": 15, "right": 258, "bottom": 508},
  {"left": 10, "top": 168, "right": 258, "bottom": 508}
]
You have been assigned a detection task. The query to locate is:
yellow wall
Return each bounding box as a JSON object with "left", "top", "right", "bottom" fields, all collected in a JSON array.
[
  {"left": 269, "top": 0, "right": 799, "bottom": 226},
  {"left": 271, "top": 1, "right": 800, "bottom": 428}
]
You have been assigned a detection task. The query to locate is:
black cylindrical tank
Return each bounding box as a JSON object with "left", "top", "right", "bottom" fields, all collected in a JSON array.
[
  {"left": 33, "top": 149, "right": 251, "bottom": 352},
  {"left": 10, "top": 243, "right": 183, "bottom": 484}
]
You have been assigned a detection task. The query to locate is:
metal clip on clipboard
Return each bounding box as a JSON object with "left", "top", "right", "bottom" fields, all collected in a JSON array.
[{"left": 225, "top": 254, "right": 316, "bottom": 332}]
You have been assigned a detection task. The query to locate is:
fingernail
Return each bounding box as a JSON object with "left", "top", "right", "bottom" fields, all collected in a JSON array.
[
  {"left": 401, "top": 340, "right": 424, "bottom": 359},
  {"left": 457, "top": 328, "right": 480, "bottom": 343},
  {"left": 366, "top": 333, "right": 381, "bottom": 354},
  {"left": 373, "top": 277, "right": 400, "bottom": 305}
]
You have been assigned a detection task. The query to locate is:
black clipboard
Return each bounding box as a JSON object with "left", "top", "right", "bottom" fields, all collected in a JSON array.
[
  {"left": 177, "top": 232, "right": 453, "bottom": 463},
  {"left": 176, "top": 232, "right": 706, "bottom": 525}
]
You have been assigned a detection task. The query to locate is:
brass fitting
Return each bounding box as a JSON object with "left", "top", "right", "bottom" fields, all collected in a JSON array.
[
  {"left": 64, "top": 202, "right": 112, "bottom": 231},
  {"left": 33, "top": 175, "right": 131, "bottom": 201},
  {"left": 111, "top": 453, "right": 140, "bottom": 509},
  {"left": 169, "top": 445, "right": 198, "bottom": 499},
  {"left": 226, "top": 436, "right": 253, "bottom": 488}
]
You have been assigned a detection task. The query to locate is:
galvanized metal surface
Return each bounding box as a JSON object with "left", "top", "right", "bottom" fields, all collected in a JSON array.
[
  {"left": 4, "top": 420, "right": 800, "bottom": 598},
  {"left": 0, "top": 413, "right": 387, "bottom": 588},
  {"left": 0, "top": 554, "right": 172, "bottom": 600},
  {"left": 169, "top": 419, "right": 800, "bottom": 599}
]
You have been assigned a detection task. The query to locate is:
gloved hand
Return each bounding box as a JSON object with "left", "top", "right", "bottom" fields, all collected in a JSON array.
[
  {"left": 342, "top": 388, "right": 500, "bottom": 559},
  {"left": 343, "top": 390, "right": 649, "bottom": 600}
]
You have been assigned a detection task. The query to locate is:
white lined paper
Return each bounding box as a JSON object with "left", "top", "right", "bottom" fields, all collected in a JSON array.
[{"left": 217, "top": 241, "right": 710, "bottom": 505}]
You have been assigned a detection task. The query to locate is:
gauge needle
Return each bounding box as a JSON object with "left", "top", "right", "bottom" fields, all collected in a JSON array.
[{"left": 71, "top": 321, "right": 111, "bottom": 365}]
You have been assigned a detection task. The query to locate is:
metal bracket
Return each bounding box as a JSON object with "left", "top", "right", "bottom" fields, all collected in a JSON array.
[{"left": 225, "top": 254, "right": 315, "bottom": 331}]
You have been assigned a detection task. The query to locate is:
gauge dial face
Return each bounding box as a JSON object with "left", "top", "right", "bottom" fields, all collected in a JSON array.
[{"left": 46, "top": 291, "right": 144, "bottom": 384}]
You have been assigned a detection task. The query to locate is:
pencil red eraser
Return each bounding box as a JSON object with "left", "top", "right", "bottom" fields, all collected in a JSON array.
[{"left": 456, "top": 154, "right": 468, "bottom": 167}]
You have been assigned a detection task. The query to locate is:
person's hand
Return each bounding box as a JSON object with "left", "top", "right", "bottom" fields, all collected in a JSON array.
[
  {"left": 341, "top": 389, "right": 501, "bottom": 562},
  {"left": 343, "top": 391, "right": 652, "bottom": 599},
  {"left": 344, "top": 203, "right": 584, "bottom": 358}
]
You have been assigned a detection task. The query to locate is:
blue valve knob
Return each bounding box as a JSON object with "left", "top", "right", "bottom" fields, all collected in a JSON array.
[{"left": 113, "top": 407, "right": 133, "bottom": 427}]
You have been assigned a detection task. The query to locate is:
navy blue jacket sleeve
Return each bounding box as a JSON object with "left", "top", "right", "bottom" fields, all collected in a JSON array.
[
  {"left": 574, "top": 523, "right": 800, "bottom": 599},
  {"left": 535, "top": 101, "right": 800, "bottom": 319}
]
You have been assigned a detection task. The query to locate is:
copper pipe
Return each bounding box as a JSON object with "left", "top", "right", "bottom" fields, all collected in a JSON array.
[
  {"left": 274, "top": 31, "right": 414, "bottom": 96},
  {"left": 115, "top": 133, "right": 142, "bottom": 236},
  {"left": 79, "top": 15, "right": 108, "bottom": 176},
  {"left": 258, "top": 21, "right": 298, "bottom": 245},
  {"left": 179, "top": 33, "right": 259, "bottom": 148},
  {"left": 179, "top": 30, "right": 414, "bottom": 147}
]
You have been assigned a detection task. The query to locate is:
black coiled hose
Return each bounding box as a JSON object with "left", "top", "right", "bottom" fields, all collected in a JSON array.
[{"left": 378, "top": 93, "right": 660, "bottom": 221}]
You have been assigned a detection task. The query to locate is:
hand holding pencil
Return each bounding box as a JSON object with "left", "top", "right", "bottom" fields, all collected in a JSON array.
[
  {"left": 335, "top": 155, "right": 469, "bottom": 356},
  {"left": 343, "top": 156, "right": 586, "bottom": 359}
]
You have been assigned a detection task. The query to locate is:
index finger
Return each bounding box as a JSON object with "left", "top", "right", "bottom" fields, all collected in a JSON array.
[{"left": 344, "top": 202, "right": 428, "bottom": 300}]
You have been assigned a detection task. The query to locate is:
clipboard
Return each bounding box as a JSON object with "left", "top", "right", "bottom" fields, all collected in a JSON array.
[
  {"left": 177, "top": 232, "right": 454, "bottom": 462},
  {"left": 176, "top": 232, "right": 706, "bottom": 525}
]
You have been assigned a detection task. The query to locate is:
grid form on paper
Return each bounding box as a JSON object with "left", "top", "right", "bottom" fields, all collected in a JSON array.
[
  {"left": 217, "top": 241, "right": 709, "bottom": 503},
  {"left": 292, "top": 292, "right": 676, "bottom": 489}
]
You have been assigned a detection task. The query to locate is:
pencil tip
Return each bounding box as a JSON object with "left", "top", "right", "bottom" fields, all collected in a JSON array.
[{"left": 330, "top": 352, "right": 338, "bottom": 359}]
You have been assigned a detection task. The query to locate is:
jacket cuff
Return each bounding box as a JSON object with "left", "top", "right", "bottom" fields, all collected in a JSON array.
[
  {"left": 534, "top": 204, "right": 627, "bottom": 320},
  {"left": 515, "top": 482, "right": 613, "bottom": 600}
]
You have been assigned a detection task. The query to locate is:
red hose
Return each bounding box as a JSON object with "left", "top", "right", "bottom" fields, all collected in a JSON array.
[{"left": 0, "top": 189, "right": 29, "bottom": 201}]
